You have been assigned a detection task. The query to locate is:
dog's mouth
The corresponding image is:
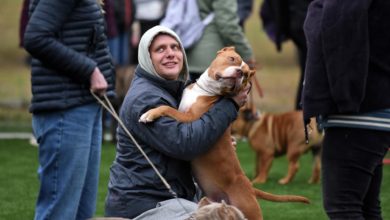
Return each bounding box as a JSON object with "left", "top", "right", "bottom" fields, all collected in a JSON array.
[{"left": 218, "top": 76, "right": 244, "bottom": 95}]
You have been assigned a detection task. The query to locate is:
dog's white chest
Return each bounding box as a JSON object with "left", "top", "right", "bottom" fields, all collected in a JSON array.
[
  {"left": 178, "top": 86, "right": 211, "bottom": 112},
  {"left": 178, "top": 88, "right": 200, "bottom": 112}
]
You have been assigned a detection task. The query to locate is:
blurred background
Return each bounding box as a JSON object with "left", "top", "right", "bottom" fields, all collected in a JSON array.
[{"left": 0, "top": 0, "right": 301, "bottom": 134}]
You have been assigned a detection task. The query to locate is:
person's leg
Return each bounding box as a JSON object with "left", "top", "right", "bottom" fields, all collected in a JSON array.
[
  {"left": 118, "top": 31, "right": 130, "bottom": 66},
  {"left": 362, "top": 163, "right": 383, "bottom": 220},
  {"left": 33, "top": 103, "right": 102, "bottom": 220},
  {"left": 322, "top": 127, "right": 389, "bottom": 220},
  {"left": 76, "top": 104, "right": 103, "bottom": 220},
  {"left": 361, "top": 130, "right": 390, "bottom": 219},
  {"left": 108, "top": 36, "right": 120, "bottom": 66}
]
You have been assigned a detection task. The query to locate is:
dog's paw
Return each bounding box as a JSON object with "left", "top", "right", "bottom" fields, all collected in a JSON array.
[
  {"left": 252, "top": 177, "right": 266, "bottom": 184},
  {"left": 139, "top": 112, "right": 154, "bottom": 123},
  {"left": 278, "top": 178, "right": 290, "bottom": 185}
]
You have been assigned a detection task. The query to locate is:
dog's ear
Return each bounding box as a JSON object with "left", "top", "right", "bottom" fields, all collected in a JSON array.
[
  {"left": 198, "top": 197, "right": 212, "bottom": 208},
  {"left": 243, "top": 109, "right": 254, "bottom": 121},
  {"left": 242, "top": 107, "right": 260, "bottom": 121},
  {"left": 249, "top": 69, "right": 256, "bottom": 78},
  {"left": 217, "top": 46, "right": 236, "bottom": 54}
]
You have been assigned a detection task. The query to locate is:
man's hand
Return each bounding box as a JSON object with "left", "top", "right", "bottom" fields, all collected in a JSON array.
[
  {"left": 246, "top": 57, "right": 257, "bottom": 70},
  {"left": 90, "top": 67, "right": 108, "bottom": 96},
  {"left": 231, "top": 84, "right": 251, "bottom": 108}
]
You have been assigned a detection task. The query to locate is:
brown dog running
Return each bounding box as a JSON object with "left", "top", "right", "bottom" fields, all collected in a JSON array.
[
  {"left": 139, "top": 47, "right": 309, "bottom": 220},
  {"left": 232, "top": 107, "right": 323, "bottom": 185}
]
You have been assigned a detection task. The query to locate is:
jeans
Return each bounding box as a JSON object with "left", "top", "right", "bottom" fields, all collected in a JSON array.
[
  {"left": 32, "top": 103, "right": 102, "bottom": 220},
  {"left": 108, "top": 31, "right": 130, "bottom": 66},
  {"left": 322, "top": 127, "right": 390, "bottom": 220}
]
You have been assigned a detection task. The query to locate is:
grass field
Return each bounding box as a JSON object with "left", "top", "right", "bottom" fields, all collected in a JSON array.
[
  {"left": 1, "top": 139, "right": 390, "bottom": 219},
  {"left": 1, "top": 0, "right": 390, "bottom": 219}
]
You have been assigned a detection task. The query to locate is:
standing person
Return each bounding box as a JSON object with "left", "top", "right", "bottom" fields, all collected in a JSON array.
[
  {"left": 186, "top": 0, "right": 256, "bottom": 82},
  {"left": 19, "top": 0, "right": 30, "bottom": 65},
  {"left": 260, "top": 0, "right": 312, "bottom": 110},
  {"left": 104, "top": 0, "right": 137, "bottom": 142},
  {"left": 237, "top": 0, "right": 254, "bottom": 30},
  {"left": 133, "top": 0, "right": 167, "bottom": 35},
  {"left": 23, "top": 0, "right": 115, "bottom": 219},
  {"left": 104, "top": 25, "right": 250, "bottom": 219},
  {"left": 302, "top": 1, "right": 390, "bottom": 219},
  {"left": 131, "top": 0, "right": 168, "bottom": 66},
  {"left": 110, "top": 0, "right": 136, "bottom": 68}
]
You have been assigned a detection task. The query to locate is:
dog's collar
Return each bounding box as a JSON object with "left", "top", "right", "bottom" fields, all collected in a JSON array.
[
  {"left": 195, "top": 81, "right": 215, "bottom": 94},
  {"left": 195, "top": 71, "right": 222, "bottom": 95}
]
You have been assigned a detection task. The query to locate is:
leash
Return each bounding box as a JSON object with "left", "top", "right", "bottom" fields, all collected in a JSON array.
[
  {"left": 91, "top": 91, "right": 177, "bottom": 196},
  {"left": 252, "top": 77, "right": 264, "bottom": 98},
  {"left": 91, "top": 91, "right": 195, "bottom": 216}
]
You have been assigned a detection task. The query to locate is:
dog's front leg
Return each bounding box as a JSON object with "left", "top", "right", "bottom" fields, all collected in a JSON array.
[
  {"left": 279, "top": 152, "right": 300, "bottom": 184},
  {"left": 139, "top": 105, "right": 197, "bottom": 123},
  {"left": 252, "top": 151, "right": 273, "bottom": 184}
]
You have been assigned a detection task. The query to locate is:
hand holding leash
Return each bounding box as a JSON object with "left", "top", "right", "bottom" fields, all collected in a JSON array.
[{"left": 90, "top": 67, "right": 108, "bottom": 96}]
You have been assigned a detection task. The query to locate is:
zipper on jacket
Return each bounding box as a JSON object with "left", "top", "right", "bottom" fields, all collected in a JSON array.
[{"left": 87, "top": 25, "right": 98, "bottom": 56}]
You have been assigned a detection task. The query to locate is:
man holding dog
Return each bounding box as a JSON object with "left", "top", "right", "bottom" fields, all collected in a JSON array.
[
  {"left": 303, "top": 0, "right": 390, "bottom": 219},
  {"left": 104, "top": 26, "right": 249, "bottom": 219}
]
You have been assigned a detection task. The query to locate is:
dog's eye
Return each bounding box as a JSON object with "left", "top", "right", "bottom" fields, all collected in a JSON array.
[{"left": 228, "top": 56, "right": 235, "bottom": 62}]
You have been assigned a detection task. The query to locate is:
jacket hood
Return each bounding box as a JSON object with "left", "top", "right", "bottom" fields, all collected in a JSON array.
[{"left": 138, "top": 25, "right": 189, "bottom": 82}]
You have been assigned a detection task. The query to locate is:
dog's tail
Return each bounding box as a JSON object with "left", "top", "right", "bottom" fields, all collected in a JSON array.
[{"left": 254, "top": 189, "right": 310, "bottom": 204}]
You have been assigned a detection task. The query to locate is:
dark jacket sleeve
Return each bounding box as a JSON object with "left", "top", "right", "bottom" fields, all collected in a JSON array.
[
  {"left": 23, "top": 0, "right": 96, "bottom": 83},
  {"left": 130, "top": 96, "right": 238, "bottom": 161},
  {"left": 321, "top": 0, "right": 372, "bottom": 113}
]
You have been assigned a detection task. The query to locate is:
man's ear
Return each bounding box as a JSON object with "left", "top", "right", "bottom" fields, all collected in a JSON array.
[{"left": 198, "top": 197, "right": 212, "bottom": 208}]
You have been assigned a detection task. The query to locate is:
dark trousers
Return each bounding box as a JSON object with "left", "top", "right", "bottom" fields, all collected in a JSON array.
[{"left": 322, "top": 127, "right": 390, "bottom": 220}]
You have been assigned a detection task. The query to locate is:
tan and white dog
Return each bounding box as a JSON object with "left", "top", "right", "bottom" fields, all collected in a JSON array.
[
  {"left": 232, "top": 107, "right": 323, "bottom": 185},
  {"left": 140, "top": 47, "right": 309, "bottom": 220}
]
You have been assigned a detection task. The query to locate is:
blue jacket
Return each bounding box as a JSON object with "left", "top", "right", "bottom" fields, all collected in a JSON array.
[
  {"left": 302, "top": 0, "right": 390, "bottom": 123},
  {"left": 105, "top": 66, "right": 238, "bottom": 218},
  {"left": 24, "top": 0, "right": 115, "bottom": 113}
]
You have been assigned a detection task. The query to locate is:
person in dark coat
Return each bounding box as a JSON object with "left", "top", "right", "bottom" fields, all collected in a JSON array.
[
  {"left": 303, "top": 0, "right": 390, "bottom": 219},
  {"left": 237, "top": 0, "right": 254, "bottom": 30},
  {"left": 19, "top": 0, "right": 31, "bottom": 65},
  {"left": 23, "top": 0, "right": 115, "bottom": 219},
  {"left": 19, "top": 0, "right": 29, "bottom": 48},
  {"left": 104, "top": 25, "right": 249, "bottom": 219},
  {"left": 260, "top": 0, "right": 312, "bottom": 110}
]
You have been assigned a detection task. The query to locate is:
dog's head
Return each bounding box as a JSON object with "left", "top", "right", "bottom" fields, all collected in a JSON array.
[
  {"left": 206, "top": 47, "right": 255, "bottom": 96},
  {"left": 188, "top": 197, "right": 247, "bottom": 220}
]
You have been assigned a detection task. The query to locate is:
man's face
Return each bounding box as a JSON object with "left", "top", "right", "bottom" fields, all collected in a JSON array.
[{"left": 149, "top": 34, "right": 184, "bottom": 80}]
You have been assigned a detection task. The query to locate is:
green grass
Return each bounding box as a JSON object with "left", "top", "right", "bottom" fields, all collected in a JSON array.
[
  {"left": 1, "top": 139, "right": 389, "bottom": 219},
  {"left": 0, "top": 139, "right": 117, "bottom": 219}
]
